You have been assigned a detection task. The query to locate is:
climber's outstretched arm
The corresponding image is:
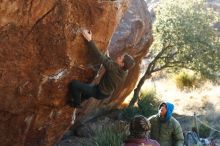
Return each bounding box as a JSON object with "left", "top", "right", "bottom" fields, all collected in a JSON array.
[
  {"left": 81, "top": 29, "right": 114, "bottom": 69},
  {"left": 81, "top": 29, "right": 104, "bottom": 58}
]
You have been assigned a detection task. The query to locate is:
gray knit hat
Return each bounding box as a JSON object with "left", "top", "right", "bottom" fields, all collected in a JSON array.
[
  {"left": 130, "top": 115, "right": 151, "bottom": 138},
  {"left": 123, "top": 54, "right": 135, "bottom": 70}
]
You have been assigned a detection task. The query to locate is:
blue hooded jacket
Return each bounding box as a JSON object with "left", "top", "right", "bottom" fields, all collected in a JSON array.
[
  {"left": 149, "top": 102, "right": 184, "bottom": 146},
  {"left": 159, "top": 102, "right": 174, "bottom": 122}
]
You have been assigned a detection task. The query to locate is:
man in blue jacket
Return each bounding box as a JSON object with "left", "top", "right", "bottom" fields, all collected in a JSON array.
[{"left": 148, "top": 102, "right": 184, "bottom": 146}]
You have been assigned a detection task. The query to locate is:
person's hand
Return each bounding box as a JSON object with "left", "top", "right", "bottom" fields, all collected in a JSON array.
[{"left": 81, "top": 29, "right": 92, "bottom": 41}]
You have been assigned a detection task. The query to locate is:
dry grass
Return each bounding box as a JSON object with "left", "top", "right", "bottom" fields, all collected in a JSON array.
[{"left": 124, "top": 76, "right": 220, "bottom": 116}]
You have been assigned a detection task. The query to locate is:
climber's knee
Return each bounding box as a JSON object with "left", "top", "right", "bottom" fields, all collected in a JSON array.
[
  {"left": 95, "top": 94, "right": 109, "bottom": 100},
  {"left": 69, "top": 80, "right": 80, "bottom": 89}
]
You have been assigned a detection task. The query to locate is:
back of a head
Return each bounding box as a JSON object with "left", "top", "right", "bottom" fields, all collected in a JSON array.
[
  {"left": 130, "top": 115, "right": 151, "bottom": 138},
  {"left": 123, "top": 54, "right": 135, "bottom": 70}
]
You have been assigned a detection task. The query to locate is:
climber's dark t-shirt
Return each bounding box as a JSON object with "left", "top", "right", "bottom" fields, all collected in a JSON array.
[{"left": 87, "top": 41, "right": 128, "bottom": 96}]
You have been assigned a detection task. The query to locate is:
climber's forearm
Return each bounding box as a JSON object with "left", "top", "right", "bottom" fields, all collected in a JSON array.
[
  {"left": 81, "top": 29, "right": 106, "bottom": 62},
  {"left": 87, "top": 41, "right": 105, "bottom": 60}
]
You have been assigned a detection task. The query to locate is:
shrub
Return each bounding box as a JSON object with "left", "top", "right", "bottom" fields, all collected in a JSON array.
[
  {"left": 174, "top": 71, "right": 201, "bottom": 90},
  {"left": 92, "top": 122, "right": 128, "bottom": 146},
  {"left": 121, "top": 89, "right": 159, "bottom": 121},
  {"left": 138, "top": 89, "right": 159, "bottom": 118},
  {"left": 121, "top": 106, "right": 139, "bottom": 121},
  {"left": 199, "top": 123, "right": 211, "bottom": 138}
]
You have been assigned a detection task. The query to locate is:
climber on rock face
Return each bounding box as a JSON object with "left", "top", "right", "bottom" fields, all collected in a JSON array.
[{"left": 68, "top": 29, "right": 135, "bottom": 108}]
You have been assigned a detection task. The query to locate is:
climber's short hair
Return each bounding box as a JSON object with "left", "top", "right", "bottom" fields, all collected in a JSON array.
[{"left": 123, "top": 53, "right": 135, "bottom": 70}]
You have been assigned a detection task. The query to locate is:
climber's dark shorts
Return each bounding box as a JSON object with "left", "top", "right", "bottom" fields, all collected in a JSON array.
[{"left": 69, "top": 80, "right": 109, "bottom": 106}]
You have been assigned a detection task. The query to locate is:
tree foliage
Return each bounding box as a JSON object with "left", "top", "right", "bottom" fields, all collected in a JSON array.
[
  {"left": 152, "top": 0, "right": 220, "bottom": 76},
  {"left": 129, "top": 0, "right": 220, "bottom": 107}
]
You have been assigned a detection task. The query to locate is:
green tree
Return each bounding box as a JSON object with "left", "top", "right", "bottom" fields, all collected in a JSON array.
[{"left": 129, "top": 0, "right": 220, "bottom": 107}]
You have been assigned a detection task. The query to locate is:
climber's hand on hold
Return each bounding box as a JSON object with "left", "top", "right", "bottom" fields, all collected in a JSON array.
[{"left": 81, "top": 29, "right": 92, "bottom": 42}]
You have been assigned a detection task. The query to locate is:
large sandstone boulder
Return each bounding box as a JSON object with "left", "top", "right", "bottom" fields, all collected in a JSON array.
[
  {"left": 0, "top": 0, "right": 128, "bottom": 145},
  {"left": 0, "top": 0, "right": 153, "bottom": 145}
]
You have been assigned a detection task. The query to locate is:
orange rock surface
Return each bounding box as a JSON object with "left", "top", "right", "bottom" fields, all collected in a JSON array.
[{"left": 0, "top": 0, "right": 152, "bottom": 145}]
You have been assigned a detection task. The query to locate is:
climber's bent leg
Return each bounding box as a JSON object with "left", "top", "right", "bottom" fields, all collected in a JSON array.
[
  {"left": 69, "top": 80, "right": 97, "bottom": 107},
  {"left": 69, "top": 80, "right": 83, "bottom": 107},
  {"left": 94, "top": 88, "right": 110, "bottom": 100},
  {"left": 81, "top": 84, "right": 98, "bottom": 102}
]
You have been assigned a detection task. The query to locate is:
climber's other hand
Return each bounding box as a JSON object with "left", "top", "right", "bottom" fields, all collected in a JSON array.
[{"left": 81, "top": 29, "right": 92, "bottom": 41}]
